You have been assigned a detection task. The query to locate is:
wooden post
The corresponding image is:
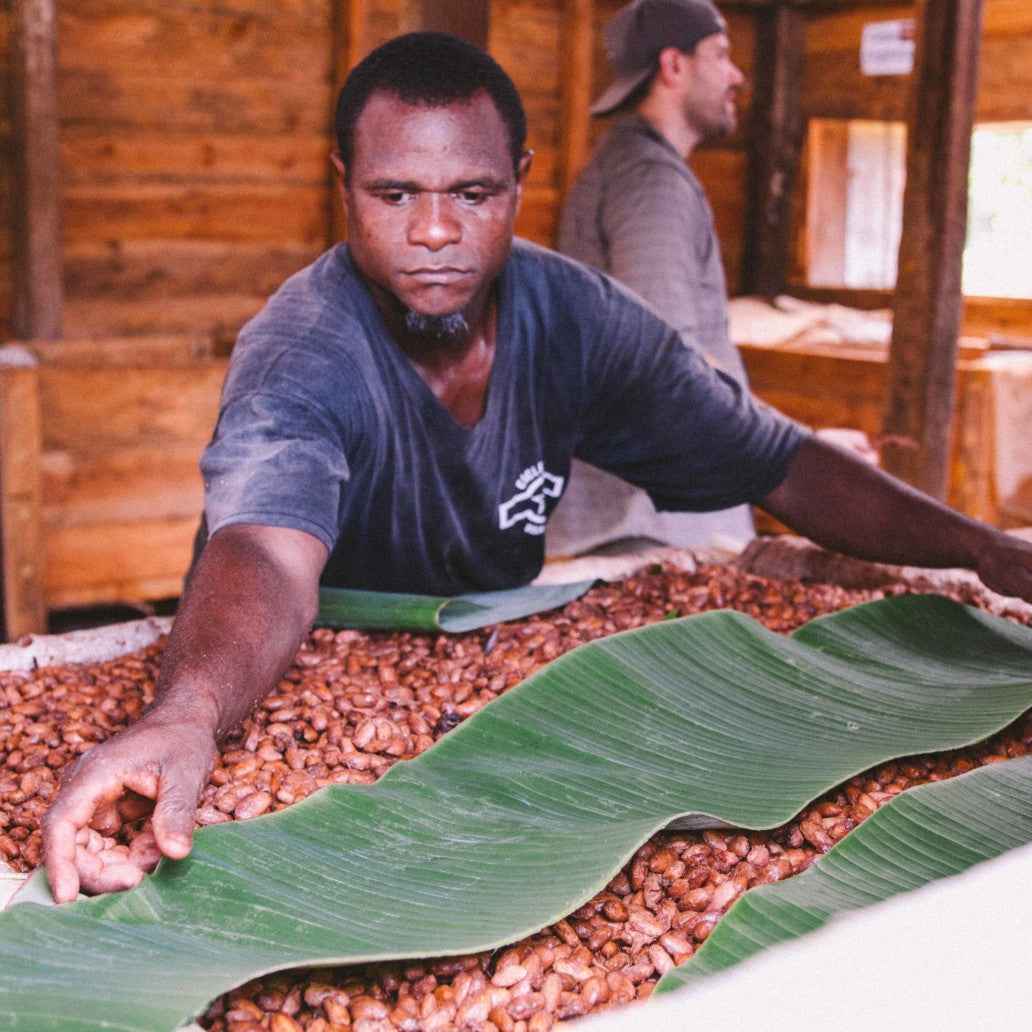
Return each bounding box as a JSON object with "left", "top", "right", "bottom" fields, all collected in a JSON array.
[
  {"left": 0, "top": 354, "right": 46, "bottom": 639},
  {"left": 342, "top": 0, "right": 372, "bottom": 73},
  {"left": 741, "top": 1, "right": 805, "bottom": 300},
  {"left": 881, "top": 0, "right": 985, "bottom": 500},
  {"left": 558, "top": 0, "right": 595, "bottom": 203},
  {"left": 403, "top": 0, "right": 490, "bottom": 48},
  {"left": 10, "top": 0, "right": 63, "bottom": 341},
  {"left": 328, "top": 0, "right": 372, "bottom": 246}
]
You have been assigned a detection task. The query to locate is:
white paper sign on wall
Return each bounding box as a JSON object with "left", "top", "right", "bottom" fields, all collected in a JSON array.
[{"left": 860, "top": 19, "right": 916, "bottom": 77}]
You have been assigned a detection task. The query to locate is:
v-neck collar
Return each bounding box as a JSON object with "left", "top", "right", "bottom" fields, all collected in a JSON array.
[{"left": 345, "top": 247, "right": 514, "bottom": 441}]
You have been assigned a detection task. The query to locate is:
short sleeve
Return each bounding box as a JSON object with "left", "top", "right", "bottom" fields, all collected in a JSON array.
[
  {"left": 200, "top": 389, "right": 350, "bottom": 550},
  {"left": 574, "top": 289, "right": 808, "bottom": 512}
]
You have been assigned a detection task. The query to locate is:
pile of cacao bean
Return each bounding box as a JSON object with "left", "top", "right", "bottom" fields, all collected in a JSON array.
[{"left": 1, "top": 563, "right": 1029, "bottom": 1032}]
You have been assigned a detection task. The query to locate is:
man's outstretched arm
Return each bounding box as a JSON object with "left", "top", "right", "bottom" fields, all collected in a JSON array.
[
  {"left": 760, "top": 434, "right": 1032, "bottom": 603},
  {"left": 41, "top": 523, "right": 329, "bottom": 902}
]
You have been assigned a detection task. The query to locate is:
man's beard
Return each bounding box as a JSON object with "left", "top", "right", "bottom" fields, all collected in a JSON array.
[{"left": 404, "top": 309, "right": 470, "bottom": 342}]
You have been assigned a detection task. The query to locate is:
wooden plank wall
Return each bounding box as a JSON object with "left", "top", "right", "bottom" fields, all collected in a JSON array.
[
  {"left": 0, "top": 6, "right": 12, "bottom": 340},
  {"left": 49, "top": 0, "right": 336, "bottom": 346},
  {"left": 2, "top": 0, "right": 1031, "bottom": 351},
  {"left": 0, "top": 0, "right": 754, "bottom": 346}
]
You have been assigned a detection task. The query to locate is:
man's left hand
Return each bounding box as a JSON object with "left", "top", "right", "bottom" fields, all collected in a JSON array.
[{"left": 971, "top": 530, "right": 1032, "bottom": 602}]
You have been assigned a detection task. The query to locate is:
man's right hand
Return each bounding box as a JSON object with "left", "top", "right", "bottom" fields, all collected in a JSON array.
[
  {"left": 40, "top": 714, "right": 217, "bottom": 903},
  {"left": 40, "top": 523, "right": 328, "bottom": 904}
]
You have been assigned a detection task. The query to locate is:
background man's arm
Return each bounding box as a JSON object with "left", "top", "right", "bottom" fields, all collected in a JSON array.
[
  {"left": 760, "top": 434, "right": 1032, "bottom": 602},
  {"left": 41, "top": 523, "right": 329, "bottom": 902}
]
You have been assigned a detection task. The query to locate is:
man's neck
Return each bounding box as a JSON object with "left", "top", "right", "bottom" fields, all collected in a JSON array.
[
  {"left": 634, "top": 99, "right": 700, "bottom": 161},
  {"left": 369, "top": 280, "right": 500, "bottom": 428}
]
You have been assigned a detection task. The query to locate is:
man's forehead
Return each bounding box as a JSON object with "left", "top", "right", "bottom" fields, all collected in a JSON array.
[
  {"left": 355, "top": 89, "right": 507, "bottom": 134},
  {"left": 696, "top": 31, "right": 732, "bottom": 55},
  {"left": 350, "top": 91, "right": 514, "bottom": 176}
]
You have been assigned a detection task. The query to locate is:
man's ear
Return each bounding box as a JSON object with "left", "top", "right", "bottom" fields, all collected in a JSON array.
[
  {"left": 516, "top": 150, "right": 534, "bottom": 186},
  {"left": 656, "top": 46, "right": 690, "bottom": 87},
  {"left": 329, "top": 152, "right": 348, "bottom": 191}
]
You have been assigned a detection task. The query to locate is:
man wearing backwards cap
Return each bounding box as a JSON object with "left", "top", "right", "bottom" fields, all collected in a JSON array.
[{"left": 546, "top": 0, "right": 762, "bottom": 556}]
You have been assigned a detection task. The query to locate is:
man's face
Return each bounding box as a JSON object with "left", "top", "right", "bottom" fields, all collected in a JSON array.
[
  {"left": 338, "top": 91, "right": 529, "bottom": 324},
  {"left": 682, "top": 33, "right": 744, "bottom": 140}
]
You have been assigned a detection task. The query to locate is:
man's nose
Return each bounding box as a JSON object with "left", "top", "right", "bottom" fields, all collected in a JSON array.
[{"left": 408, "top": 193, "right": 461, "bottom": 249}]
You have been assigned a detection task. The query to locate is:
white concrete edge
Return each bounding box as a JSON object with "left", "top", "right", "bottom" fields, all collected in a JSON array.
[
  {"left": 0, "top": 616, "right": 174, "bottom": 672},
  {"left": 0, "top": 864, "right": 26, "bottom": 910}
]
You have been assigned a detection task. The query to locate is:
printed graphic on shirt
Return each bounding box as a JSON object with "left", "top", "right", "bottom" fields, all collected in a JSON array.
[{"left": 498, "top": 461, "right": 565, "bottom": 536}]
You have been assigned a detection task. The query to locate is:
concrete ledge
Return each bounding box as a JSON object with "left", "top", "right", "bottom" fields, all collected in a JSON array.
[{"left": 0, "top": 616, "right": 173, "bottom": 672}]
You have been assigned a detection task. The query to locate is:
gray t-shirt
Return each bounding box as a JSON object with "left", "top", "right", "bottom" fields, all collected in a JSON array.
[{"left": 199, "top": 239, "right": 805, "bottom": 594}]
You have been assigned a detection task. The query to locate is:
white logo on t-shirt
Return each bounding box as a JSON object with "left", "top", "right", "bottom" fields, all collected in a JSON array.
[{"left": 498, "top": 461, "right": 565, "bottom": 536}]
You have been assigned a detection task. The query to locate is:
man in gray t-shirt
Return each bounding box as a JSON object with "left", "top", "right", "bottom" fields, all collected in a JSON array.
[
  {"left": 198, "top": 238, "right": 801, "bottom": 597},
  {"left": 549, "top": 0, "right": 754, "bottom": 555},
  {"left": 41, "top": 31, "right": 1032, "bottom": 905}
]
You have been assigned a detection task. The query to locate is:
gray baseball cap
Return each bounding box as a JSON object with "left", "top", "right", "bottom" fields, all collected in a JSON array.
[{"left": 590, "top": 0, "right": 727, "bottom": 117}]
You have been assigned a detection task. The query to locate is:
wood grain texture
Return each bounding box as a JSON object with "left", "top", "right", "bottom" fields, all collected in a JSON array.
[
  {"left": 10, "top": 0, "right": 63, "bottom": 340},
  {"left": 557, "top": 0, "right": 594, "bottom": 203},
  {"left": 883, "top": 0, "right": 985, "bottom": 499},
  {"left": 741, "top": 343, "right": 1001, "bottom": 526},
  {"left": 0, "top": 364, "right": 45, "bottom": 638},
  {"left": 0, "top": 351, "right": 228, "bottom": 625}
]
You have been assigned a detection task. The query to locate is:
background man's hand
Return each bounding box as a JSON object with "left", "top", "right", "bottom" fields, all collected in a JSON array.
[
  {"left": 40, "top": 715, "right": 217, "bottom": 903},
  {"left": 813, "top": 427, "right": 880, "bottom": 466}
]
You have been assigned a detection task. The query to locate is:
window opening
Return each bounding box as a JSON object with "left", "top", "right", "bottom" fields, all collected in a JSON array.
[{"left": 805, "top": 118, "right": 1032, "bottom": 300}]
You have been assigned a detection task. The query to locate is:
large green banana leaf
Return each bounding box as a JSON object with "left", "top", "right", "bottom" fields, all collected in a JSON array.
[
  {"left": 316, "top": 580, "right": 594, "bottom": 631},
  {"left": 1, "top": 594, "right": 1031, "bottom": 1032},
  {"left": 655, "top": 752, "right": 1032, "bottom": 994}
]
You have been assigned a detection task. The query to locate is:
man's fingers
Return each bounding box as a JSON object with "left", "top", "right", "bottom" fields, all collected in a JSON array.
[
  {"left": 41, "top": 753, "right": 160, "bottom": 901},
  {"left": 150, "top": 768, "right": 207, "bottom": 860},
  {"left": 127, "top": 830, "right": 165, "bottom": 872},
  {"left": 41, "top": 722, "right": 217, "bottom": 900},
  {"left": 41, "top": 809, "right": 83, "bottom": 904},
  {"left": 76, "top": 851, "right": 145, "bottom": 897}
]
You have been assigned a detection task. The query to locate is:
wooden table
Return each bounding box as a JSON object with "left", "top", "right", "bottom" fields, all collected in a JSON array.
[{"left": 740, "top": 340, "right": 1032, "bottom": 530}]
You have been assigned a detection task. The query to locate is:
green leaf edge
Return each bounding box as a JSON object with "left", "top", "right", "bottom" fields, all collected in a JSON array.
[
  {"left": 0, "top": 594, "right": 1030, "bottom": 1032},
  {"left": 654, "top": 752, "right": 1032, "bottom": 995},
  {"left": 315, "top": 580, "right": 595, "bottom": 632}
]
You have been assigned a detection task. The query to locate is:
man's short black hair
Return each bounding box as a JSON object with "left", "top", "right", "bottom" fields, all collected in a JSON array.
[{"left": 335, "top": 32, "right": 528, "bottom": 177}]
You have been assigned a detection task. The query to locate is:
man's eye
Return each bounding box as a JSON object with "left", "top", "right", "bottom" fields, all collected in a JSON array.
[
  {"left": 454, "top": 190, "right": 489, "bottom": 205},
  {"left": 379, "top": 191, "right": 412, "bottom": 205}
]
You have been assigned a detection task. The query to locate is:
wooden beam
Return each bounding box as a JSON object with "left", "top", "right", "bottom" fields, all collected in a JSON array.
[
  {"left": 0, "top": 354, "right": 45, "bottom": 639},
  {"left": 327, "top": 0, "right": 372, "bottom": 247},
  {"left": 342, "top": 0, "right": 372, "bottom": 72},
  {"left": 741, "top": 1, "right": 806, "bottom": 299},
  {"left": 558, "top": 0, "right": 595, "bottom": 207},
  {"left": 404, "top": 0, "right": 490, "bottom": 48},
  {"left": 10, "top": 0, "right": 63, "bottom": 341},
  {"left": 881, "top": 0, "right": 985, "bottom": 500}
]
